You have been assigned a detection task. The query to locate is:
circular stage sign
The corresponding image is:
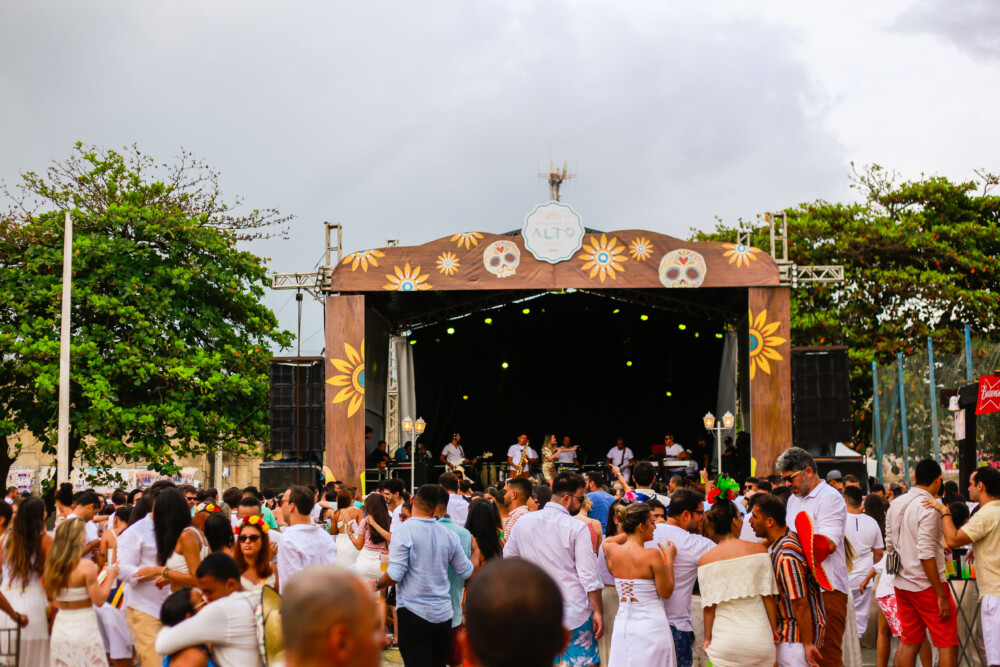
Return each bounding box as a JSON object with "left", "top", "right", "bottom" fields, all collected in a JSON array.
[{"left": 521, "top": 201, "right": 585, "bottom": 264}]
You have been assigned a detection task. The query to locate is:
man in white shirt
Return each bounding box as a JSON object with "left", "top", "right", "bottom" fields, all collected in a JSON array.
[
  {"left": 777, "top": 447, "right": 853, "bottom": 667},
  {"left": 632, "top": 461, "right": 669, "bottom": 504},
  {"left": 663, "top": 435, "right": 685, "bottom": 459},
  {"left": 504, "top": 471, "right": 603, "bottom": 667},
  {"left": 844, "top": 486, "right": 883, "bottom": 638},
  {"left": 506, "top": 434, "right": 538, "bottom": 477},
  {"left": 379, "top": 478, "right": 406, "bottom": 529},
  {"left": 278, "top": 485, "right": 337, "bottom": 593},
  {"left": 156, "top": 553, "right": 261, "bottom": 667},
  {"left": 119, "top": 481, "right": 174, "bottom": 667},
  {"left": 67, "top": 491, "right": 102, "bottom": 561},
  {"left": 646, "top": 488, "right": 714, "bottom": 667},
  {"left": 440, "top": 433, "right": 470, "bottom": 472},
  {"left": 556, "top": 436, "right": 579, "bottom": 465},
  {"left": 439, "top": 472, "right": 468, "bottom": 527},
  {"left": 605, "top": 438, "right": 634, "bottom": 483}
]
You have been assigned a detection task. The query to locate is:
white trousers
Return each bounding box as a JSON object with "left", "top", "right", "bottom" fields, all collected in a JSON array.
[
  {"left": 853, "top": 584, "right": 873, "bottom": 638},
  {"left": 982, "top": 594, "right": 1000, "bottom": 667},
  {"left": 777, "top": 642, "right": 808, "bottom": 667}
]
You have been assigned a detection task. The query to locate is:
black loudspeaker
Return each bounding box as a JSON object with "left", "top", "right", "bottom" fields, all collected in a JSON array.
[
  {"left": 270, "top": 358, "right": 325, "bottom": 453},
  {"left": 259, "top": 460, "right": 324, "bottom": 490},
  {"left": 791, "top": 347, "right": 852, "bottom": 456}
]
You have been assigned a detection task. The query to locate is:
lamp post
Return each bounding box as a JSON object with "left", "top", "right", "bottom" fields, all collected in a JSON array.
[
  {"left": 704, "top": 411, "right": 736, "bottom": 475},
  {"left": 401, "top": 416, "right": 428, "bottom": 493}
]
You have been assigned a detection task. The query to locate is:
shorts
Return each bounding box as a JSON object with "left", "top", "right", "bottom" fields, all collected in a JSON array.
[
  {"left": 876, "top": 595, "right": 901, "bottom": 638},
  {"left": 558, "top": 615, "right": 599, "bottom": 667},
  {"left": 777, "top": 642, "right": 809, "bottom": 667},
  {"left": 894, "top": 586, "right": 958, "bottom": 648},
  {"left": 982, "top": 594, "right": 1000, "bottom": 666}
]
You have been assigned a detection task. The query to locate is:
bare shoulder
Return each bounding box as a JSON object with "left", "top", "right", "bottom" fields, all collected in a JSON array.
[
  {"left": 698, "top": 544, "right": 722, "bottom": 566},
  {"left": 745, "top": 541, "right": 768, "bottom": 555}
]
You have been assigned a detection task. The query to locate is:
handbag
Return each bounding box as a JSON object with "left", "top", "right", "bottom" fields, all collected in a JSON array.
[{"left": 885, "top": 497, "right": 917, "bottom": 575}]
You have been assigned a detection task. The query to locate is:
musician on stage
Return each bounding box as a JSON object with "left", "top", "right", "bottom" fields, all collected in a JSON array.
[
  {"left": 367, "top": 440, "right": 391, "bottom": 470},
  {"left": 506, "top": 434, "right": 538, "bottom": 478},
  {"left": 663, "top": 434, "right": 684, "bottom": 459},
  {"left": 556, "top": 436, "right": 579, "bottom": 466},
  {"left": 605, "top": 437, "right": 634, "bottom": 482}
]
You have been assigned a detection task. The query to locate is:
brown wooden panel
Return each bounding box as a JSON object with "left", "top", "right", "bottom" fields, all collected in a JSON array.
[
  {"left": 748, "top": 287, "right": 792, "bottom": 476},
  {"left": 325, "top": 295, "right": 366, "bottom": 488},
  {"left": 329, "top": 230, "right": 780, "bottom": 292}
]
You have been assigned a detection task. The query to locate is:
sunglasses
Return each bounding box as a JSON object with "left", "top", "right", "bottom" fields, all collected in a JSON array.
[
  {"left": 237, "top": 534, "right": 261, "bottom": 544},
  {"left": 185, "top": 496, "right": 197, "bottom": 502}
]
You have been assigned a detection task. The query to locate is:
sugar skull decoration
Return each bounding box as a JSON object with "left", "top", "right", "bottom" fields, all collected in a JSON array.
[
  {"left": 483, "top": 240, "right": 520, "bottom": 278},
  {"left": 658, "top": 248, "right": 707, "bottom": 288}
]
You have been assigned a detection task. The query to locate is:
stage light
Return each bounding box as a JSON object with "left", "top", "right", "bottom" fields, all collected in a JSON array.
[
  {"left": 626, "top": 360, "right": 633, "bottom": 367},
  {"left": 715, "top": 333, "right": 724, "bottom": 339},
  {"left": 462, "top": 395, "right": 469, "bottom": 400},
  {"left": 501, "top": 362, "right": 509, "bottom": 369},
  {"left": 409, "top": 339, "right": 417, "bottom": 345},
  {"left": 666, "top": 391, "right": 673, "bottom": 397},
  {"left": 446, "top": 327, "right": 455, "bottom": 335},
  {"left": 522, "top": 308, "right": 530, "bottom": 315},
  {"left": 612, "top": 308, "right": 620, "bottom": 314},
  {"left": 678, "top": 324, "right": 687, "bottom": 330},
  {"left": 640, "top": 314, "right": 649, "bottom": 321},
  {"left": 694, "top": 332, "right": 700, "bottom": 338},
  {"left": 484, "top": 317, "right": 493, "bottom": 324},
  {"left": 435, "top": 338, "right": 440, "bottom": 343}
]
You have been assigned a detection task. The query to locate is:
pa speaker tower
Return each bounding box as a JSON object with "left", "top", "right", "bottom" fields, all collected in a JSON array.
[
  {"left": 270, "top": 357, "right": 325, "bottom": 457},
  {"left": 790, "top": 347, "right": 851, "bottom": 457}
]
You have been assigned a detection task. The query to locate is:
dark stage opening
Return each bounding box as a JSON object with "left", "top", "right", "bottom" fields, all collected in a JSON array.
[{"left": 409, "top": 289, "right": 736, "bottom": 468}]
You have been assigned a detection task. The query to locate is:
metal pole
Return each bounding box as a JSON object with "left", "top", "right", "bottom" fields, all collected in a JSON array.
[
  {"left": 872, "top": 361, "right": 882, "bottom": 484},
  {"left": 897, "top": 353, "right": 911, "bottom": 485},
  {"left": 715, "top": 426, "right": 723, "bottom": 476},
  {"left": 928, "top": 337, "right": 940, "bottom": 464},
  {"left": 410, "top": 432, "right": 416, "bottom": 494},
  {"left": 964, "top": 324, "right": 974, "bottom": 382},
  {"left": 56, "top": 211, "right": 73, "bottom": 484}
]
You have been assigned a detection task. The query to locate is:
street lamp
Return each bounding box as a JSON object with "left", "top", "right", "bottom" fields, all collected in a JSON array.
[
  {"left": 704, "top": 411, "right": 736, "bottom": 475},
  {"left": 401, "top": 416, "right": 428, "bottom": 493}
]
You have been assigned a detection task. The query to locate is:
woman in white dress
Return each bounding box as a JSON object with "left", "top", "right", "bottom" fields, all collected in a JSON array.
[
  {"left": 233, "top": 515, "right": 277, "bottom": 591},
  {"left": 44, "top": 517, "right": 118, "bottom": 667},
  {"left": 0, "top": 496, "right": 53, "bottom": 665},
  {"left": 697, "top": 499, "right": 779, "bottom": 667},
  {"left": 603, "top": 501, "right": 678, "bottom": 667},
  {"left": 350, "top": 493, "right": 392, "bottom": 581},
  {"left": 330, "top": 489, "right": 362, "bottom": 568}
]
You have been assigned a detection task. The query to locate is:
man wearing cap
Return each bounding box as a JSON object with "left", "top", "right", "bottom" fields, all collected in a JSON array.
[
  {"left": 776, "top": 447, "right": 852, "bottom": 667},
  {"left": 825, "top": 470, "right": 844, "bottom": 493},
  {"left": 663, "top": 435, "right": 684, "bottom": 459}
]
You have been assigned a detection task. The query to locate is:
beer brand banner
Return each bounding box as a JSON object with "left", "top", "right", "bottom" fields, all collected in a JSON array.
[{"left": 976, "top": 375, "right": 1000, "bottom": 415}]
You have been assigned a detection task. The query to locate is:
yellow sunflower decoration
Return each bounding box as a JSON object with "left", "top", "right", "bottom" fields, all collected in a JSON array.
[
  {"left": 722, "top": 243, "right": 761, "bottom": 268},
  {"left": 383, "top": 263, "right": 432, "bottom": 291},
  {"left": 580, "top": 234, "right": 627, "bottom": 282},
  {"left": 628, "top": 237, "right": 654, "bottom": 262},
  {"left": 748, "top": 309, "right": 787, "bottom": 379},
  {"left": 328, "top": 340, "right": 365, "bottom": 417},
  {"left": 436, "top": 252, "right": 461, "bottom": 276},
  {"left": 342, "top": 248, "right": 385, "bottom": 272},
  {"left": 450, "top": 232, "right": 484, "bottom": 250}
]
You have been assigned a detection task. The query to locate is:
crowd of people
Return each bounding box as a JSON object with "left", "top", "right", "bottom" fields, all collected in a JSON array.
[{"left": 0, "top": 444, "right": 994, "bottom": 667}]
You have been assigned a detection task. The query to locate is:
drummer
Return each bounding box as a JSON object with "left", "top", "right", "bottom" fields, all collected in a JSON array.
[{"left": 555, "top": 436, "right": 579, "bottom": 467}]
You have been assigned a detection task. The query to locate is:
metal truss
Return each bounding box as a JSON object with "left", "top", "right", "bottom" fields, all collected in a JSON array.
[{"left": 777, "top": 263, "right": 846, "bottom": 287}]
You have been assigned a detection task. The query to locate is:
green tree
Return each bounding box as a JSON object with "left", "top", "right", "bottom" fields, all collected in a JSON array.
[
  {"left": 692, "top": 164, "right": 1000, "bottom": 444},
  {"left": 0, "top": 143, "right": 294, "bottom": 486}
]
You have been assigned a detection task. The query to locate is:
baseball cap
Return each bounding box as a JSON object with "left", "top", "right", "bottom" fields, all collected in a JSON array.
[{"left": 825, "top": 470, "right": 843, "bottom": 482}]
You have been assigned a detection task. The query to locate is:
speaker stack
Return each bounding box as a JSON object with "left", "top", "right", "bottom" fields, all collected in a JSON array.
[{"left": 264, "top": 357, "right": 326, "bottom": 489}]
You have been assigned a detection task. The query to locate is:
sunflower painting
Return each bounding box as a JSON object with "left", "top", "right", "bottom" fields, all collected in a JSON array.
[
  {"left": 341, "top": 248, "right": 385, "bottom": 272},
  {"left": 450, "top": 232, "right": 484, "bottom": 250},
  {"left": 628, "top": 237, "right": 653, "bottom": 262},
  {"left": 383, "top": 263, "right": 432, "bottom": 291},
  {"left": 748, "top": 309, "right": 787, "bottom": 379},
  {"left": 436, "top": 252, "right": 461, "bottom": 276},
  {"left": 579, "top": 234, "right": 627, "bottom": 282},
  {"left": 722, "top": 243, "right": 761, "bottom": 268},
  {"left": 328, "top": 341, "right": 365, "bottom": 418}
]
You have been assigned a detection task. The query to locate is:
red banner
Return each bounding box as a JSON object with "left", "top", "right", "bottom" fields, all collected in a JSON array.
[{"left": 977, "top": 375, "right": 1000, "bottom": 415}]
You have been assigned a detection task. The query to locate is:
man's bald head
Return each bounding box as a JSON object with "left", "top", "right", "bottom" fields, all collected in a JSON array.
[
  {"left": 463, "top": 558, "right": 567, "bottom": 667},
  {"left": 282, "top": 566, "right": 381, "bottom": 667}
]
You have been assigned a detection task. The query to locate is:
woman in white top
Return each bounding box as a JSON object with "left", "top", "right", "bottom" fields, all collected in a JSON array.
[
  {"left": 44, "top": 517, "right": 118, "bottom": 667},
  {"left": 697, "top": 499, "right": 779, "bottom": 667},
  {"left": 0, "top": 496, "right": 52, "bottom": 666},
  {"left": 603, "top": 502, "right": 677, "bottom": 667},
  {"left": 135, "top": 488, "right": 208, "bottom": 592},
  {"left": 329, "top": 489, "right": 362, "bottom": 568},
  {"left": 233, "top": 515, "right": 277, "bottom": 591}
]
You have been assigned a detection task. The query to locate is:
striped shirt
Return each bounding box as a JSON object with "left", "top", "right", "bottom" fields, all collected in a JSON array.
[{"left": 769, "top": 528, "right": 826, "bottom": 646}]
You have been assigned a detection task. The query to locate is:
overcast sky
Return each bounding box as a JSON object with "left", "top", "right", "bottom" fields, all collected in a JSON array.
[{"left": 2, "top": 0, "right": 997, "bottom": 354}]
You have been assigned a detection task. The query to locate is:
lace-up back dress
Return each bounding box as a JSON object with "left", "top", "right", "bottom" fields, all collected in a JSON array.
[
  {"left": 697, "top": 552, "right": 779, "bottom": 667},
  {"left": 608, "top": 578, "right": 676, "bottom": 667}
]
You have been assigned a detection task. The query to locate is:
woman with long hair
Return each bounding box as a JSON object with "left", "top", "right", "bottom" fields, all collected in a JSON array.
[
  {"left": 134, "top": 488, "right": 209, "bottom": 592},
  {"left": 540, "top": 434, "right": 558, "bottom": 483},
  {"left": 696, "top": 499, "right": 779, "bottom": 667},
  {"left": 233, "top": 515, "right": 276, "bottom": 591},
  {"left": 350, "top": 493, "right": 392, "bottom": 582},
  {"left": 203, "top": 513, "right": 234, "bottom": 555},
  {"left": 465, "top": 499, "right": 503, "bottom": 566},
  {"left": 330, "top": 489, "right": 362, "bottom": 568},
  {"left": 576, "top": 496, "right": 604, "bottom": 554},
  {"left": 603, "top": 502, "right": 677, "bottom": 667},
  {"left": 0, "top": 496, "right": 53, "bottom": 664},
  {"left": 485, "top": 486, "right": 509, "bottom": 532},
  {"left": 44, "top": 517, "right": 118, "bottom": 666}
]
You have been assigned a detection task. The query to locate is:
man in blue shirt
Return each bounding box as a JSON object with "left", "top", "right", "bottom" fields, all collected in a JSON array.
[
  {"left": 436, "top": 485, "right": 474, "bottom": 667},
  {"left": 585, "top": 471, "right": 615, "bottom": 534},
  {"left": 376, "top": 484, "right": 474, "bottom": 667}
]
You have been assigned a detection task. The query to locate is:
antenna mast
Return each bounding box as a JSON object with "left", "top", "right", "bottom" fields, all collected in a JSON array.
[{"left": 539, "top": 160, "right": 576, "bottom": 202}]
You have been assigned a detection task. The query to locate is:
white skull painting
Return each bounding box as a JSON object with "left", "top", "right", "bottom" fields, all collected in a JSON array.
[
  {"left": 658, "top": 248, "right": 707, "bottom": 288},
  {"left": 483, "top": 240, "right": 520, "bottom": 278}
]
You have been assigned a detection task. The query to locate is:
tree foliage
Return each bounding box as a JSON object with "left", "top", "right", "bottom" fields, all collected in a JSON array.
[
  {"left": 691, "top": 164, "right": 1000, "bottom": 443},
  {"left": 0, "top": 143, "right": 294, "bottom": 485}
]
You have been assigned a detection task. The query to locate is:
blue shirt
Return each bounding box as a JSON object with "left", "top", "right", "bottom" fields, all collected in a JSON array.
[
  {"left": 438, "top": 517, "right": 473, "bottom": 628},
  {"left": 386, "top": 516, "right": 474, "bottom": 623},
  {"left": 587, "top": 490, "right": 615, "bottom": 534},
  {"left": 394, "top": 448, "right": 409, "bottom": 462}
]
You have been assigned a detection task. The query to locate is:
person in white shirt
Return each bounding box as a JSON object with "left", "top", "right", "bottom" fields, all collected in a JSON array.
[
  {"left": 844, "top": 486, "right": 884, "bottom": 638},
  {"left": 504, "top": 471, "right": 603, "bottom": 667},
  {"left": 66, "top": 491, "right": 102, "bottom": 562},
  {"left": 631, "top": 462, "right": 670, "bottom": 504},
  {"left": 606, "top": 439, "right": 634, "bottom": 483},
  {"left": 506, "top": 434, "right": 539, "bottom": 477},
  {"left": 379, "top": 478, "right": 406, "bottom": 530},
  {"left": 777, "top": 447, "right": 853, "bottom": 667},
  {"left": 663, "top": 435, "right": 685, "bottom": 459},
  {"left": 646, "top": 488, "right": 714, "bottom": 667},
  {"left": 4, "top": 487, "right": 17, "bottom": 505},
  {"left": 556, "top": 436, "right": 579, "bottom": 465},
  {"left": 441, "top": 433, "right": 474, "bottom": 473},
  {"left": 278, "top": 485, "right": 337, "bottom": 593},
  {"left": 155, "top": 553, "right": 261, "bottom": 667},
  {"left": 439, "top": 472, "right": 469, "bottom": 527},
  {"left": 118, "top": 481, "right": 173, "bottom": 667}
]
